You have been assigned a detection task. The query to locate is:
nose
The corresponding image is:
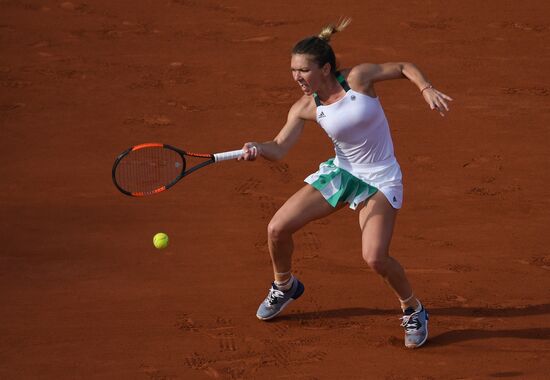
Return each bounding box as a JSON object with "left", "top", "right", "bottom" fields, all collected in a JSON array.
[{"left": 292, "top": 70, "right": 301, "bottom": 82}]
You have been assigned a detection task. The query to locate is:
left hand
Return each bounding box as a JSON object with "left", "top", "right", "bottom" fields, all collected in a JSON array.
[{"left": 422, "top": 86, "right": 453, "bottom": 117}]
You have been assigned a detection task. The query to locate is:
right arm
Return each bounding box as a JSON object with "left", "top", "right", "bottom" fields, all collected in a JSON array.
[{"left": 239, "top": 97, "right": 312, "bottom": 161}]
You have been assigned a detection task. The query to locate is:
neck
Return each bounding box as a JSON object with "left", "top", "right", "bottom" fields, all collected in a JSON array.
[{"left": 315, "top": 74, "right": 343, "bottom": 101}]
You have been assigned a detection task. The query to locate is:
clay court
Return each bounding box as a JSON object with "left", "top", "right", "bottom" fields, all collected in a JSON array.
[{"left": 1, "top": 0, "right": 549, "bottom": 379}]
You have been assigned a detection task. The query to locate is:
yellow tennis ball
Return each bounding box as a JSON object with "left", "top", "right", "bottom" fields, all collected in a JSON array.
[{"left": 153, "top": 232, "right": 169, "bottom": 249}]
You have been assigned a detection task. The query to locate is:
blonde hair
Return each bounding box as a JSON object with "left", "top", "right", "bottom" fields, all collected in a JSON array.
[{"left": 318, "top": 17, "right": 352, "bottom": 42}]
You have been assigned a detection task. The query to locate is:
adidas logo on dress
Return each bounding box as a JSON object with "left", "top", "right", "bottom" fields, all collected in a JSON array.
[{"left": 318, "top": 111, "right": 326, "bottom": 119}]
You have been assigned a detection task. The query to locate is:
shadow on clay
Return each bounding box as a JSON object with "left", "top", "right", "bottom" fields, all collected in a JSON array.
[
  {"left": 275, "top": 304, "right": 550, "bottom": 345},
  {"left": 428, "top": 327, "right": 550, "bottom": 347},
  {"left": 280, "top": 303, "right": 550, "bottom": 320}
]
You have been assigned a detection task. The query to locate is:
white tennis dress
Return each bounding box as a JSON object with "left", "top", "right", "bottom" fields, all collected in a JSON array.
[{"left": 304, "top": 73, "right": 403, "bottom": 209}]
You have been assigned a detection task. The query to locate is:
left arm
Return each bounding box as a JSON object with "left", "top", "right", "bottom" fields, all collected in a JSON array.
[{"left": 350, "top": 62, "right": 453, "bottom": 117}]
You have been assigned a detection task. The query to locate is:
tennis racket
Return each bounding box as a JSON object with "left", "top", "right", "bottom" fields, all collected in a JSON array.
[{"left": 112, "top": 143, "right": 244, "bottom": 196}]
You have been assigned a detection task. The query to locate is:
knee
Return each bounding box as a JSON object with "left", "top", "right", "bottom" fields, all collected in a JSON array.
[
  {"left": 363, "top": 248, "right": 390, "bottom": 276},
  {"left": 267, "top": 218, "right": 292, "bottom": 242}
]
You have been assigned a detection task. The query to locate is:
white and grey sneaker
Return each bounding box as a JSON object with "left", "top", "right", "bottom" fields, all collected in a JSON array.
[
  {"left": 401, "top": 304, "right": 429, "bottom": 348},
  {"left": 256, "top": 278, "right": 304, "bottom": 321}
]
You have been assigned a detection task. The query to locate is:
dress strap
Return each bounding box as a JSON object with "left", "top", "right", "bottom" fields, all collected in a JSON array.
[
  {"left": 335, "top": 71, "right": 351, "bottom": 92},
  {"left": 313, "top": 93, "right": 322, "bottom": 107}
]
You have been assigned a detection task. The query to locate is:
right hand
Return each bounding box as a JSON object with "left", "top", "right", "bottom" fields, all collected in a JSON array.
[{"left": 238, "top": 142, "right": 260, "bottom": 161}]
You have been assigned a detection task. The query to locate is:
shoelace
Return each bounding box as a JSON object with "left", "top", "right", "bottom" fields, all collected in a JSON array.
[
  {"left": 400, "top": 312, "right": 421, "bottom": 332},
  {"left": 266, "top": 288, "right": 285, "bottom": 305}
]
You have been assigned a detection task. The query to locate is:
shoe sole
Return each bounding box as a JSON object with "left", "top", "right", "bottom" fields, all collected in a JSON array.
[
  {"left": 405, "top": 320, "right": 429, "bottom": 349},
  {"left": 256, "top": 281, "right": 304, "bottom": 321},
  {"left": 256, "top": 298, "right": 295, "bottom": 321}
]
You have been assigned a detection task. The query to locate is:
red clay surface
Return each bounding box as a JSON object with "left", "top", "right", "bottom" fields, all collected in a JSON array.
[{"left": 1, "top": 1, "right": 549, "bottom": 379}]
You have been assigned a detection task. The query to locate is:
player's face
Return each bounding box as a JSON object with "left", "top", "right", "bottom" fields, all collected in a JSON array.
[{"left": 290, "top": 54, "right": 326, "bottom": 95}]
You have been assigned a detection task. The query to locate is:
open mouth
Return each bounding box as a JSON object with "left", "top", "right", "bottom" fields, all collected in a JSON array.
[{"left": 298, "top": 81, "right": 310, "bottom": 93}]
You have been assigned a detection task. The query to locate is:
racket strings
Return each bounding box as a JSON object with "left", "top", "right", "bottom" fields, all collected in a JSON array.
[{"left": 115, "top": 147, "right": 184, "bottom": 194}]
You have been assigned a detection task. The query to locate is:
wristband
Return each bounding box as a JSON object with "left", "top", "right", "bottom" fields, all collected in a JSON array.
[{"left": 420, "top": 84, "right": 433, "bottom": 94}]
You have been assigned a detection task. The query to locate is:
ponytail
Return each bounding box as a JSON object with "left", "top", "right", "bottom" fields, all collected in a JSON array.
[{"left": 318, "top": 17, "right": 352, "bottom": 42}]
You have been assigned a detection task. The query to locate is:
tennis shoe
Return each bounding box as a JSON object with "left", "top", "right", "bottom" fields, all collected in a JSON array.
[
  {"left": 401, "top": 304, "right": 429, "bottom": 348},
  {"left": 256, "top": 278, "right": 304, "bottom": 321}
]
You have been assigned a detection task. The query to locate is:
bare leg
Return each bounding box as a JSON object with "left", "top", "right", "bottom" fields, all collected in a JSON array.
[
  {"left": 268, "top": 184, "right": 343, "bottom": 282},
  {"left": 359, "top": 191, "right": 417, "bottom": 309}
]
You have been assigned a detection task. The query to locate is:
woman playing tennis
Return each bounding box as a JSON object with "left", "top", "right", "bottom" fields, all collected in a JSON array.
[{"left": 239, "top": 18, "right": 452, "bottom": 349}]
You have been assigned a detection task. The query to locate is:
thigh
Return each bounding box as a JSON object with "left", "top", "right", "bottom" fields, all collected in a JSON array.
[
  {"left": 359, "top": 191, "right": 398, "bottom": 258},
  {"left": 271, "top": 184, "right": 344, "bottom": 234}
]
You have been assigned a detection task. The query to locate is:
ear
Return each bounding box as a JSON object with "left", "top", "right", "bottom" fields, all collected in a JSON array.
[{"left": 321, "top": 62, "right": 332, "bottom": 76}]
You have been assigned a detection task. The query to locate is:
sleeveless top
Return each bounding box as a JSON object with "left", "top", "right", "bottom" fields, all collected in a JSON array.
[{"left": 313, "top": 72, "right": 395, "bottom": 165}]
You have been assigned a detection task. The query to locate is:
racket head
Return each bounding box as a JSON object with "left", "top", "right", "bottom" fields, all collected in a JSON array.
[{"left": 112, "top": 143, "right": 186, "bottom": 196}]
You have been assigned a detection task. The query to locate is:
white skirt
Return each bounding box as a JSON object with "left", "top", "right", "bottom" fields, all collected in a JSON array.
[{"left": 305, "top": 156, "right": 403, "bottom": 210}]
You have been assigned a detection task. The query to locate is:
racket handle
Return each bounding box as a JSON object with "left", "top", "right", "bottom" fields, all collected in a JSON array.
[{"left": 213, "top": 149, "right": 245, "bottom": 162}]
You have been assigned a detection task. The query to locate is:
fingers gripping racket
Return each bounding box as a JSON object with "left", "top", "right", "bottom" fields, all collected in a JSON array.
[{"left": 112, "top": 143, "right": 244, "bottom": 196}]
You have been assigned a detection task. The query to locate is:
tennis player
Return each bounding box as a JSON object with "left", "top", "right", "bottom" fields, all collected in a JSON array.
[{"left": 239, "top": 18, "right": 452, "bottom": 348}]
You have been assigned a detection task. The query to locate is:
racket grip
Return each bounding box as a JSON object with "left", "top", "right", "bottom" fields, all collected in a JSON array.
[{"left": 213, "top": 149, "right": 245, "bottom": 162}]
